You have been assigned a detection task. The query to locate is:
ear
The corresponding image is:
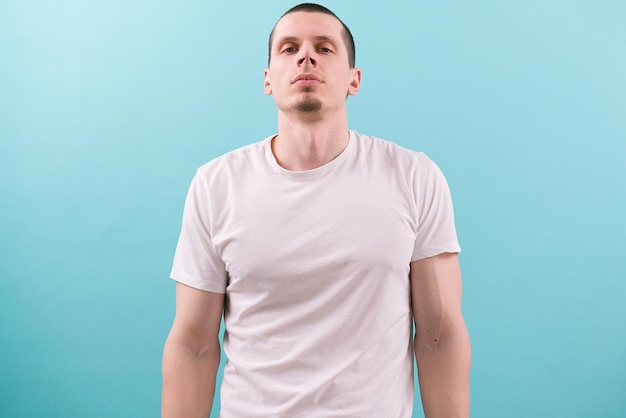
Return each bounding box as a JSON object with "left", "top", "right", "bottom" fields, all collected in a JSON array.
[
  {"left": 347, "top": 68, "right": 362, "bottom": 96},
  {"left": 264, "top": 68, "right": 272, "bottom": 95}
]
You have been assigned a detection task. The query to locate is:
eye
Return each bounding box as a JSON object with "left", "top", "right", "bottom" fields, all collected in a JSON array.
[
  {"left": 281, "top": 46, "right": 297, "bottom": 54},
  {"left": 318, "top": 47, "right": 333, "bottom": 53}
]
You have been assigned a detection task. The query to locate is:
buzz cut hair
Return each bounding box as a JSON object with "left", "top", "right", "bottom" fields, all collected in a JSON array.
[{"left": 267, "top": 3, "right": 356, "bottom": 68}]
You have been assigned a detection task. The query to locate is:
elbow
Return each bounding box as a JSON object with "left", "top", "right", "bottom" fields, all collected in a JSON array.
[
  {"left": 164, "top": 329, "right": 222, "bottom": 363},
  {"left": 414, "top": 319, "right": 471, "bottom": 357},
  {"left": 414, "top": 327, "right": 472, "bottom": 379},
  {"left": 197, "top": 339, "right": 221, "bottom": 363},
  {"left": 414, "top": 332, "right": 448, "bottom": 355}
]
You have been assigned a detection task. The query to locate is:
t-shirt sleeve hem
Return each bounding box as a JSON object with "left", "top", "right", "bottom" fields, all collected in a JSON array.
[
  {"left": 411, "top": 243, "right": 461, "bottom": 262},
  {"left": 170, "top": 269, "right": 227, "bottom": 294}
]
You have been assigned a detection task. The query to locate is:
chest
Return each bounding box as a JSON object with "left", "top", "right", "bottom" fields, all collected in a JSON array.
[{"left": 209, "top": 170, "right": 417, "bottom": 292}]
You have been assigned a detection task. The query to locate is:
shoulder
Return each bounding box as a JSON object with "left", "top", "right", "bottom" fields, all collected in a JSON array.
[
  {"left": 351, "top": 130, "right": 439, "bottom": 174},
  {"left": 194, "top": 136, "right": 271, "bottom": 181},
  {"left": 198, "top": 137, "right": 269, "bottom": 173}
]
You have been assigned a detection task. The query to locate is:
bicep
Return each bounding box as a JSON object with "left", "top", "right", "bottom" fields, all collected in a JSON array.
[
  {"left": 169, "top": 282, "right": 224, "bottom": 349},
  {"left": 410, "top": 253, "right": 464, "bottom": 344}
]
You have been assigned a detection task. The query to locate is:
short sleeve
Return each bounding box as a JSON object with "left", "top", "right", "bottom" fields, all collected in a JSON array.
[
  {"left": 170, "top": 171, "right": 228, "bottom": 293},
  {"left": 411, "top": 154, "right": 461, "bottom": 261}
]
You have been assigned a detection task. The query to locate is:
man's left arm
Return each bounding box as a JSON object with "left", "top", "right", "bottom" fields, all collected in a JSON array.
[{"left": 410, "top": 252, "right": 471, "bottom": 418}]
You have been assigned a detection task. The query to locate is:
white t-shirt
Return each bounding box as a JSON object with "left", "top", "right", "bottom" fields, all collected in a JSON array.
[{"left": 171, "top": 130, "right": 461, "bottom": 417}]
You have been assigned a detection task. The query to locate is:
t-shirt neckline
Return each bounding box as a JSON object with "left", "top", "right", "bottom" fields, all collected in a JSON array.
[{"left": 264, "top": 130, "right": 356, "bottom": 180}]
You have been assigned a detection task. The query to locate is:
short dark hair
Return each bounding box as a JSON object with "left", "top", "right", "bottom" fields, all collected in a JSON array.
[{"left": 267, "top": 3, "right": 356, "bottom": 68}]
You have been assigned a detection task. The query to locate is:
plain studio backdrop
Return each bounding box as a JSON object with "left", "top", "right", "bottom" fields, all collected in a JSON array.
[{"left": 1, "top": 1, "right": 625, "bottom": 417}]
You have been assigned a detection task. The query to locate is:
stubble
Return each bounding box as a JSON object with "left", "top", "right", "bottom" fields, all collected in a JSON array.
[{"left": 294, "top": 88, "right": 322, "bottom": 113}]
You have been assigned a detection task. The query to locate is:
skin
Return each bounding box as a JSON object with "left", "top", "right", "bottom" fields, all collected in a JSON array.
[
  {"left": 411, "top": 253, "right": 471, "bottom": 417},
  {"left": 161, "top": 283, "right": 223, "bottom": 418},
  {"left": 162, "top": 10, "right": 470, "bottom": 418},
  {"left": 263, "top": 11, "right": 361, "bottom": 171}
]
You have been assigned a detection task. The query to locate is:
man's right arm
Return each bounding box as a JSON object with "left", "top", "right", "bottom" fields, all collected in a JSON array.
[{"left": 162, "top": 282, "right": 225, "bottom": 418}]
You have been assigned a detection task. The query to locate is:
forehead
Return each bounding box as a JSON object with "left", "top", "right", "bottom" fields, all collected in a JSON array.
[{"left": 273, "top": 11, "right": 344, "bottom": 44}]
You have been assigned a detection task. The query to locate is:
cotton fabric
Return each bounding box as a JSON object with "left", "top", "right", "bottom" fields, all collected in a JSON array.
[{"left": 171, "top": 130, "right": 460, "bottom": 417}]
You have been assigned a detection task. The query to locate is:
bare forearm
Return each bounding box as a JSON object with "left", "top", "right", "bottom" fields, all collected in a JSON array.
[
  {"left": 415, "top": 333, "right": 471, "bottom": 418},
  {"left": 162, "top": 338, "right": 220, "bottom": 418}
]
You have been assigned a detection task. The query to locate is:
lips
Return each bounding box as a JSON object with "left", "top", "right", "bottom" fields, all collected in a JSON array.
[{"left": 292, "top": 74, "right": 322, "bottom": 83}]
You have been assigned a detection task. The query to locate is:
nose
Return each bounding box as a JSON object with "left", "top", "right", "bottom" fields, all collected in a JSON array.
[{"left": 297, "top": 44, "right": 317, "bottom": 66}]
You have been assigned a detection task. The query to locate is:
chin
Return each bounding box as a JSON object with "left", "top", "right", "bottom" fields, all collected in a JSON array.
[{"left": 295, "top": 98, "right": 323, "bottom": 113}]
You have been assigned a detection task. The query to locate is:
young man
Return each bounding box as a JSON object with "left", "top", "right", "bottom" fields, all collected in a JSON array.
[{"left": 162, "top": 3, "right": 471, "bottom": 417}]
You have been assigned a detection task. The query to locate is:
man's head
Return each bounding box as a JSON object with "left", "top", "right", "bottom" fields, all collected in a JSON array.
[
  {"left": 268, "top": 3, "right": 356, "bottom": 69},
  {"left": 263, "top": 4, "right": 361, "bottom": 117}
]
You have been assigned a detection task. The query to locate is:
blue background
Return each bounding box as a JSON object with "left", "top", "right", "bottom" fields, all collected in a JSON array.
[{"left": 2, "top": 1, "right": 625, "bottom": 417}]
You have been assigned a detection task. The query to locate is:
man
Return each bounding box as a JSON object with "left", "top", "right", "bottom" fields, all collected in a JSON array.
[{"left": 162, "top": 3, "right": 471, "bottom": 417}]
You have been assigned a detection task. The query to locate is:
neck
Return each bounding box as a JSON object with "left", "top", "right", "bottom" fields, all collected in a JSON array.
[{"left": 272, "top": 112, "right": 350, "bottom": 171}]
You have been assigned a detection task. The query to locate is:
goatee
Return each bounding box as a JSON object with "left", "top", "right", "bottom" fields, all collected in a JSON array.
[
  {"left": 296, "top": 97, "right": 323, "bottom": 113},
  {"left": 295, "top": 89, "right": 322, "bottom": 113}
]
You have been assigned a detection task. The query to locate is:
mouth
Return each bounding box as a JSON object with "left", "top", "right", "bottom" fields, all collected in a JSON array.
[{"left": 292, "top": 74, "right": 322, "bottom": 85}]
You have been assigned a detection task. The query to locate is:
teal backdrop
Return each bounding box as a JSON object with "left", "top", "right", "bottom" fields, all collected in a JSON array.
[{"left": 2, "top": 1, "right": 625, "bottom": 417}]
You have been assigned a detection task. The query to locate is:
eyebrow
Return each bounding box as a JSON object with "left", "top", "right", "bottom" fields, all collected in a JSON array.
[{"left": 275, "top": 35, "right": 338, "bottom": 48}]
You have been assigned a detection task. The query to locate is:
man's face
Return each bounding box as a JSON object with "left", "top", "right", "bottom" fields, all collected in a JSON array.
[{"left": 264, "top": 11, "right": 361, "bottom": 116}]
